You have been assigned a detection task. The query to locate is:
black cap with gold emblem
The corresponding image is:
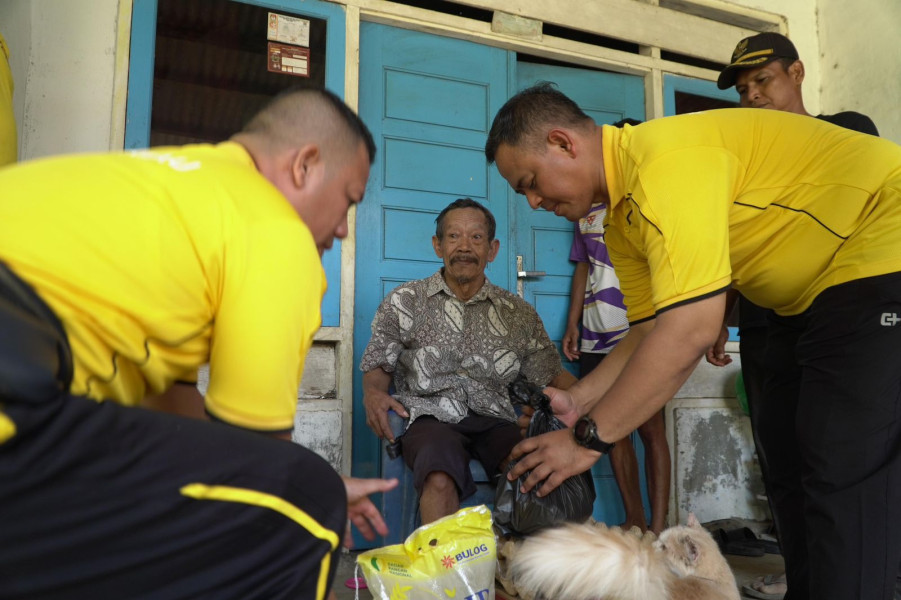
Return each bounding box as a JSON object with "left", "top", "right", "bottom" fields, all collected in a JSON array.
[{"left": 717, "top": 32, "right": 800, "bottom": 90}]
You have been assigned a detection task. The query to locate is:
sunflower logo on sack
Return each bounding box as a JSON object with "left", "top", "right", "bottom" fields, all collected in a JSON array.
[
  {"left": 441, "top": 555, "right": 456, "bottom": 569},
  {"left": 389, "top": 583, "right": 412, "bottom": 600}
]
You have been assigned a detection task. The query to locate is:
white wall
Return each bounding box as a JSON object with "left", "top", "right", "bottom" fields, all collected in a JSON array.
[
  {"left": 723, "top": 0, "right": 900, "bottom": 143},
  {"left": 0, "top": 0, "right": 119, "bottom": 160},
  {"left": 817, "top": 0, "right": 901, "bottom": 143}
]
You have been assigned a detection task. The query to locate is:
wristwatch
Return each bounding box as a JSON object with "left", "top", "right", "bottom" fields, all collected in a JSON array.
[{"left": 573, "top": 416, "right": 615, "bottom": 454}]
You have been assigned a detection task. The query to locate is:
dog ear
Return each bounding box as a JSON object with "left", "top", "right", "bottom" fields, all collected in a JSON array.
[
  {"left": 685, "top": 537, "right": 701, "bottom": 564},
  {"left": 686, "top": 512, "right": 701, "bottom": 528}
]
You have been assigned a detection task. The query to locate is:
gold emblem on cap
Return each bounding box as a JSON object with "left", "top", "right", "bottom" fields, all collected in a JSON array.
[{"left": 732, "top": 39, "right": 749, "bottom": 61}]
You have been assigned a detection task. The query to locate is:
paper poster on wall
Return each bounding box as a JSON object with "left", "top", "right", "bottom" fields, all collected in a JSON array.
[
  {"left": 267, "top": 12, "right": 310, "bottom": 47},
  {"left": 267, "top": 42, "right": 311, "bottom": 77}
]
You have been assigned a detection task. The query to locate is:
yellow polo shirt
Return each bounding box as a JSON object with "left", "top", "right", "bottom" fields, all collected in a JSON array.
[
  {"left": 0, "top": 142, "right": 325, "bottom": 431},
  {"left": 603, "top": 109, "right": 901, "bottom": 321},
  {"left": 0, "top": 32, "right": 16, "bottom": 166}
]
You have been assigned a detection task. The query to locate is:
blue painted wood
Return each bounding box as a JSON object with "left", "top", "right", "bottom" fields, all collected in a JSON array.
[
  {"left": 124, "top": 0, "right": 345, "bottom": 325},
  {"left": 513, "top": 62, "right": 649, "bottom": 526},
  {"left": 353, "top": 23, "right": 511, "bottom": 547},
  {"left": 663, "top": 73, "right": 739, "bottom": 115},
  {"left": 125, "top": 0, "right": 158, "bottom": 150}
]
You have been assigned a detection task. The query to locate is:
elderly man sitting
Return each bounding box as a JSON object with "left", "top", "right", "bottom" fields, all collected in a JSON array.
[{"left": 361, "top": 198, "right": 576, "bottom": 524}]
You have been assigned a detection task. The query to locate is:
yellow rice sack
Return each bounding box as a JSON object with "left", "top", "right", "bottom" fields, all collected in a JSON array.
[{"left": 357, "top": 505, "right": 496, "bottom": 600}]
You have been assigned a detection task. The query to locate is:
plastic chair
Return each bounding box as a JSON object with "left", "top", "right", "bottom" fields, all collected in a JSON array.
[{"left": 379, "top": 410, "right": 496, "bottom": 544}]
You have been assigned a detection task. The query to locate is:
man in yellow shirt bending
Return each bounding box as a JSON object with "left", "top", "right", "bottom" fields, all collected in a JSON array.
[
  {"left": 487, "top": 82, "right": 901, "bottom": 600},
  {"left": 0, "top": 87, "right": 395, "bottom": 600}
]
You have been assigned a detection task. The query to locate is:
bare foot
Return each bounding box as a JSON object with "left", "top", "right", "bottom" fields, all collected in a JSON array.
[
  {"left": 620, "top": 517, "right": 648, "bottom": 533},
  {"left": 749, "top": 573, "right": 787, "bottom": 595}
]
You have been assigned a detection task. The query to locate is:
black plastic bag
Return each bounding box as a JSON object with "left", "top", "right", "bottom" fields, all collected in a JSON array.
[{"left": 493, "top": 375, "right": 596, "bottom": 536}]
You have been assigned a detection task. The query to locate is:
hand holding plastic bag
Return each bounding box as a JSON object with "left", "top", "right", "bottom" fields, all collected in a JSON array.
[{"left": 493, "top": 375, "right": 596, "bottom": 536}]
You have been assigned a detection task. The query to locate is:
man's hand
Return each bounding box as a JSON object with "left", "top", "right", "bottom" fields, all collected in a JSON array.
[
  {"left": 705, "top": 289, "right": 738, "bottom": 367},
  {"left": 544, "top": 386, "right": 581, "bottom": 426},
  {"left": 363, "top": 389, "right": 408, "bottom": 441},
  {"left": 704, "top": 324, "right": 732, "bottom": 367},
  {"left": 505, "top": 428, "right": 601, "bottom": 496},
  {"left": 562, "top": 323, "right": 581, "bottom": 362},
  {"left": 516, "top": 404, "right": 535, "bottom": 437},
  {"left": 515, "top": 378, "right": 579, "bottom": 435},
  {"left": 362, "top": 368, "right": 408, "bottom": 441},
  {"left": 342, "top": 476, "right": 398, "bottom": 548}
]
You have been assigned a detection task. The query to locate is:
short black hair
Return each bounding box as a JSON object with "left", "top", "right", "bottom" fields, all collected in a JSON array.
[
  {"left": 485, "top": 82, "right": 593, "bottom": 164},
  {"left": 435, "top": 198, "right": 496, "bottom": 241},
  {"left": 312, "top": 87, "right": 377, "bottom": 164},
  {"left": 611, "top": 118, "right": 643, "bottom": 128},
  {"left": 243, "top": 86, "right": 377, "bottom": 164}
]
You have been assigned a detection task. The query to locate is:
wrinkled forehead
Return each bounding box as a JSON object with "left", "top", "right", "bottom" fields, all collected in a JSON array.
[{"left": 443, "top": 207, "right": 491, "bottom": 231}]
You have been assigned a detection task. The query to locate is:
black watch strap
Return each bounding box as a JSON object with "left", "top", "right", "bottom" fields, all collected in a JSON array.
[{"left": 573, "top": 416, "right": 615, "bottom": 454}]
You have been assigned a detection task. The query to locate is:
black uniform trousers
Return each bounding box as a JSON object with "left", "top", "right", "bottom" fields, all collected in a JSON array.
[
  {"left": 753, "top": 272, "right": 901, "bottom": 600},
  {"left": 0, "top": 262, "right": 347, "bottom": 600}
]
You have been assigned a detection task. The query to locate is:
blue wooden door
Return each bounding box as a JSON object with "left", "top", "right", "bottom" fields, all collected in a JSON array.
[
  {"left": 352, "top": 23, "right": 511, "bottom": 498},
  {"left": 512, "top": 63, "right": 647, "bottom": 525}
]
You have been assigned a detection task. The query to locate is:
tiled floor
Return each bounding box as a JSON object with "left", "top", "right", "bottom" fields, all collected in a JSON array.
[{"left": 331, "top": 542, "right": 785, "bottom": 600}]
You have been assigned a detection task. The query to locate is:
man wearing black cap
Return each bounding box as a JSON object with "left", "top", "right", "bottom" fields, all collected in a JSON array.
[
  {"left": 716, "top": 32, "right": 877, "bottom": 134},
  {"left": 709, "top": 31, "right": 886, "bottom": 600}
]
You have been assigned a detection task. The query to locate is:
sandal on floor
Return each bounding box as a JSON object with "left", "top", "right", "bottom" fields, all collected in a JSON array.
[
  {"left": 728, "top": 526, "right": 781, "bottom": 554},
  {"left": 713, "top": 528, "right": 765, "bottom": 557},
  {"left": 345, "top": 577, "right": 367, "bottom": 590},
  {"left": 741, "top": 573, "right": 786, "bottom": 600}
]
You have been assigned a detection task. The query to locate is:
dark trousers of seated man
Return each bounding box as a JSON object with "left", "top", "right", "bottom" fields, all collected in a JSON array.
[
  {"left": 402, "top": 413, "right": 521, "bottom": 524},
  {"left": 0, "top": 262, "right": 346, "bottom": 600},
  {"left": 754, "top": 272, "right": 901, "bottom": 600}
]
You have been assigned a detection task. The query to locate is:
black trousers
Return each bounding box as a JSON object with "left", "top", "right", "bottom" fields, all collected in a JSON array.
[
  {"left": 0, "top": 263, "right": 347, "bottom": 600},
  {"left": 755, "top": 273, "right": 901, "bottom": 600}
]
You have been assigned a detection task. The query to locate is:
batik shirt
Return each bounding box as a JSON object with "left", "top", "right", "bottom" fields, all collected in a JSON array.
[
  {"left": 360, "top": 271, "right": 564, "bottom": 424},
  {"left": 570, "top": 202, "right": 629, "bottom": 353}
]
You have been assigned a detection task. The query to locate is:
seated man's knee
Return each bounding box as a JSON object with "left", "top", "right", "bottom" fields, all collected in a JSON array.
[{"left": 423, "top": 470, "right": 458, "bottom": 497}]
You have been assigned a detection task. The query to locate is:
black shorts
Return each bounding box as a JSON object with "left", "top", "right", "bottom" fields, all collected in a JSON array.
[
  {"left": 0, "top": 263, "right": 347, "bottom": 599},
  {"left": 579, "top": 351, "right": 607, "bottom": 377},
  {"left": 401, "top": 414, "right": 522, "bottom": 500}
]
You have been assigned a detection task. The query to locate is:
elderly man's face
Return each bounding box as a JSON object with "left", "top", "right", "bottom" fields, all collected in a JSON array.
[
  {"left": 735, "top": 60, "right": 804, "bottom": 113},
  {"left": 432, "top": 207, "right": 499, "bottom": 287},
  {"left": 493, "top": 138, "right": 595, "bottom": 223}
]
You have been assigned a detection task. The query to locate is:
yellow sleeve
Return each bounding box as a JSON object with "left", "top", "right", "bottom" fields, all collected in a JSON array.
[
  {"left": 611, "top": 148, "right": 736, "bottom": 321},
  {"left": 204, "top": 218, "right": 325, "bottom": 432}
]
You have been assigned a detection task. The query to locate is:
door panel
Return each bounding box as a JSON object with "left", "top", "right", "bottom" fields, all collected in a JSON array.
[
  {"left": 513, "top": 62, "right": 647, "bottom": 525},
  {"left": 354, "top": 26, "right": 653, "bottom": 535}
]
